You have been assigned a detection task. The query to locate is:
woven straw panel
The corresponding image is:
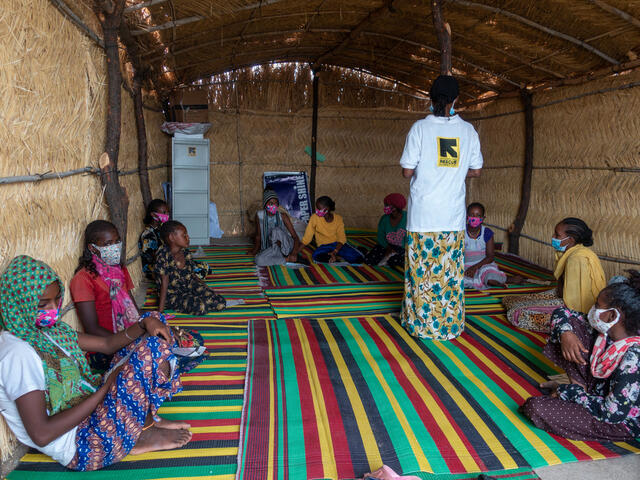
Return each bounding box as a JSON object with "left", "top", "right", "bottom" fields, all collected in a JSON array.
[
  {"left": 0, "top": 0, "right": 168, "bottom": 330},
  {"left": 469, "top": 70, "right": 640, "bottom": 278},
  {"left": 206, "top": 106, "right": 419, "bottom": 234}
]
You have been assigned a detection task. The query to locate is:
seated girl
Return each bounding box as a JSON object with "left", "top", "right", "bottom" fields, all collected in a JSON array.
[
  {"left": 156, "top": 220, "right": 226, "bottom": 315},
  {"left": 503, "top": 217, "right": 606, "bottom": 332},
  {"left": 521, "top": 271, "right": 640, "bottom": 442},
  {"left": 139, "top": 199, "right": 170, "bottom": 281},
  {"left": 250, "top": 189, "right": 301, "bottom": 266},
  {"left": 464, "top": 202, "right": 522, "bottom": 289},
  {"left": 0, "top": 256, "right": 191, "bottom": 471},
  {"left": 293, "top": 195, "right": 364, "bottom": 264},
  {"left": 70, "top": 220, "right": 139, "bottom": 371},
  {"left": 364, "top": 193, "right": 407, "bottom": 268}
]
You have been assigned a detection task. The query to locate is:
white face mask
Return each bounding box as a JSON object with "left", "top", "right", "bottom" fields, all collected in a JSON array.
[
  {"left": 91, "top": 242, "right": 122, "bottom": 266},
  {"left": 587, "top": 305, "right": 620, "bottom": 335}
]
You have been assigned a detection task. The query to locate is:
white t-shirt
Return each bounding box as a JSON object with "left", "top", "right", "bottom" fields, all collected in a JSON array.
[
  {"left": 399, "top": 114, "right": 483, "bottom": 232},
  {"left": 0, "top": 331, "right": 77, "bottom": 466}
]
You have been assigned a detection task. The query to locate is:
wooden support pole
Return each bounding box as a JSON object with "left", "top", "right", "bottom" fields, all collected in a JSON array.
[
  {"left": 431, "top": 0, "right": 452, "bottom": 75},
  {"left": 508, "top": 90, "right": 534, "bottom": 255},
  {"left": 310, "top": 70, "right": 320, "bottom": 207},
  {"left": 95, "top": 0, "right": 129, "bottom": 262},
  {"left": 120, "top": 24, "right": 153, "bottom": 208}
]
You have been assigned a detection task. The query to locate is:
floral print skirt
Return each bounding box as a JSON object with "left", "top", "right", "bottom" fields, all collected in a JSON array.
[
  {"left": 401, "top": 231, "right": 465, "bottom": 340},
  {"left": 66, "top": 335, "right": 182, "bottom": 471}
]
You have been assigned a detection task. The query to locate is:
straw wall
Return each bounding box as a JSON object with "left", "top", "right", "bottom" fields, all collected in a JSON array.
[
  {"left": 468, "top": 70, "right": 640, "bottom": 278},
  {"left": 0, "top": 0, "right": 169, "bottom": 328},
  {"left": 207, "top": 106, "right": 422, "bottom": 235}
]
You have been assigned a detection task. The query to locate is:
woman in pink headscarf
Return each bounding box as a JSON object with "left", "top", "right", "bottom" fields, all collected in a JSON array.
[{"left": 364, "top": 193, "right": 407, "bottom": 267}]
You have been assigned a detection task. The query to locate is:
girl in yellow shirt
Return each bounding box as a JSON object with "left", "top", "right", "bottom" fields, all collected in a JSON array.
[{"left": 295, "top": 196, "right": 364, "bottom": 264}]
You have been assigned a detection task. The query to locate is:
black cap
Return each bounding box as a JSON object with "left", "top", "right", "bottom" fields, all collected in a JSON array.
[{"left": 430, "top": 75, "right": 459, "bottom": 103}]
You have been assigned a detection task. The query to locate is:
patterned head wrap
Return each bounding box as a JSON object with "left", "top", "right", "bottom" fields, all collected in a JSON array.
[
  {"left": 384, "top": 193, "right": 407, "bottom": 211},
  {"left": 263, "top": 189, "right": 279, "bottom": 208},
  {"left": 0, "top": 256, "right": 100, "bottom": 413}
]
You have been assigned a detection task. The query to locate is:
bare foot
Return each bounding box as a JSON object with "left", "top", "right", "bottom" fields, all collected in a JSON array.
[
  {"left": 130, "top": 426, "right": 192, "bottom": 455},
  {"left": 154, "top": 416, "right": 191, "bottom": 430},
  {"left": 487, "top": 280, "right": 506, "bottom": 287},
  {"left": 539, "top": 380, "right": 559, "bottom": 389}
]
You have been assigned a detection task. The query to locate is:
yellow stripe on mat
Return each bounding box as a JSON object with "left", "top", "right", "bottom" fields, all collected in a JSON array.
[
  {"left": 429, "top": 339, "right": 562, "bottom": 466},
  {"left": 181, "top": 375, "right": 245, "bottom": 381},
  {"left": 343, "top": 319, "right": 432, "bottom": 473},
  {"left": 296, "top": 319, "right": 337, "bottom": 479},
  {"left": 369, "top": 319, "right": 478, "bottom": 472},
  {"left": 388, "top": 321, "right": 521, "bottom": 470},
  {"left": 22, "top": 448, "right": 237, "bottom": 463},
  {"left": 318, "top": 321, "right": 383, "bottom": 472},
  {"left": 158, "top": 406, "right": 242, "bottom": 413},
  {"left": 176, "top": 389, "right": 244, "bottom": 396}
]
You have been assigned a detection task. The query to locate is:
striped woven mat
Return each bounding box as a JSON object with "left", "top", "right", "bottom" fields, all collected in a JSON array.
[
  {"left": 9, "top": 316, "right": 249, "bottom": 480},
  {"left": 263, "top": 233, "right": 555, "bottom": 290},
  {"left": 266, "top": 285, "right": 516, "bottom": 319},
  {"left": 200, "top": 245, "right": 262, "bottom": 294},
  {"left": 238, "top": 315, "right": 640, "bottom": 480}
]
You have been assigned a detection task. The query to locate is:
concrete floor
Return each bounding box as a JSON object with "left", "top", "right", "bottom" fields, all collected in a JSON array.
[{"left": 535, "top": 453, "right": 640, "bottom": 479}]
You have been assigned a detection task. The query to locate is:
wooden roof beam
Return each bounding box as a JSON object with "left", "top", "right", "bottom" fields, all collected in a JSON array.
[
  {"left": 312, "top": 0, "right": 396, "bottom": 69},
  {"left": 588, "top": 0, "right": 640, "bottom": 30},
  {"left": 124, "top": 0, "right": 167, "bottom": 13},
  {"left": 451, "top": 31, "right": 565, "bottom": 79},
  {"left": 449, "top": 0, "right": 619, "bottom": 64},
  {"left": 362, "top": 32, "right": 522, "bottom": 88},
  {"left": 131, "top": 16, "right": 204, "bottom": 36}
]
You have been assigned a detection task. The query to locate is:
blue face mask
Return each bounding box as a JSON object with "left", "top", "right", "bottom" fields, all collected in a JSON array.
[{"left": 551, "top": 237, "right": 569, "bottom": 252}]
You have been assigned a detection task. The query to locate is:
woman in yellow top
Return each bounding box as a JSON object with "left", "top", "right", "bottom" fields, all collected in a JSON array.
[
  {"left": 294, "top": 196, "right": 364, "bottom": 264},
  {"left": 503, "top": 217, "right": 606, "bottom": 332}
]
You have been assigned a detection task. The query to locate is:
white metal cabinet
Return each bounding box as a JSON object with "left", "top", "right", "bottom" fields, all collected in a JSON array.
[{"left": 171, "top": 137, "right": 210, "bottom": 245}]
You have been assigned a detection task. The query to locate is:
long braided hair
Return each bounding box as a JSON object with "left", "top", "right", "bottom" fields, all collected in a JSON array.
[{"left": 76, "top": 220, "right": 118, "bottom": 277}]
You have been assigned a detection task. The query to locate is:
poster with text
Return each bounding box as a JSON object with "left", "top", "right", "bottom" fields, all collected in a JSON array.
[{"left": 263, "top": 171, "right": 312, "bottom": 221}]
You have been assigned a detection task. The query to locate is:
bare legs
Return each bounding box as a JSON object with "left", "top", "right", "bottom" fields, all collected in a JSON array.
[{"left": 130, "top": 360, "right": 192, "bottom": 456}]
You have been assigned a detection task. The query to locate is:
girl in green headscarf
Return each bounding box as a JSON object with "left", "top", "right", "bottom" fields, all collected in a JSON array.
[{"left": 0, "top": 256, "right": 191, "bottom": 471}]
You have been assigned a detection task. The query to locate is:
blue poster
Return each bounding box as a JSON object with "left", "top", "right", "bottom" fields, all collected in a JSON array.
[{"left": 263, "top": 171, "right": 312, "bottom": 221}]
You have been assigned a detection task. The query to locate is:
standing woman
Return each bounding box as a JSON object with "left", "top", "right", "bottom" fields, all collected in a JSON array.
[{"left": 399, "top": 75, "right": 483, "bottom": 340}]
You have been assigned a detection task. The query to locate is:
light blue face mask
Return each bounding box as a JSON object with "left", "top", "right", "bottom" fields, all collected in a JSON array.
[{"left": 551, "top": 236, "right": 569, "bottom": 252}]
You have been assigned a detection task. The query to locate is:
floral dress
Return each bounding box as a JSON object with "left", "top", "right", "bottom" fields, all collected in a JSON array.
[
  {"left": 521, "top": 307, "right": 640, "bottom": 441},
  {"left": 401, "top": 231, "right": 465, "bottom": 340},
  {"left": 154, "top": 245, "right": 225, "bottom": 315},
  {"left": 138, "top": 225, "right": 162, "bottom": 280}
]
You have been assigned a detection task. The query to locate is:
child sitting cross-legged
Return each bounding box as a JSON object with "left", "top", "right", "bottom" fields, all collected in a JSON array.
[
  {"left": 292, "top": 195, "right": 364, "bottom": 264},
  {"left": 155, "top": 221, "right": 226, "bottom": 315},
  {"left": 464, "top": 202, "right": 522, "bottom": 289}
]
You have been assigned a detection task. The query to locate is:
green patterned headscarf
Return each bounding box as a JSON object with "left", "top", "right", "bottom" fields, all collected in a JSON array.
[{"left": 0, "top": 256, "right": 100, "bottom": 413}]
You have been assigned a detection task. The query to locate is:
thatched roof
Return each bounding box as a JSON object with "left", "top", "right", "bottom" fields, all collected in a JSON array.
[{"left": 113, "top": 0, "right": 640, "bottom": 99}]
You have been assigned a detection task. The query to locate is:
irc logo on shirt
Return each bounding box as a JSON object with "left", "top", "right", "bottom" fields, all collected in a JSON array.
[{"left": 437, "top": 137, "right": 460, "bottom": 167}]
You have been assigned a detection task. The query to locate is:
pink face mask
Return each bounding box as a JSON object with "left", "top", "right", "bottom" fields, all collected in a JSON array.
[
  {"left": 36, "top": 299, "right": 62, "bottom": 328},
  {"left": 467, "top": 216, "right": 483, "bottom": 228},
  {"left": 384, "top": 206, "right": 394, "bottom": 215},
  {"left": 265, "top": 204, "right": 278, "bottom": 214},
  {"left": 316, "top": 209, "right": 328, "bottom": 217},
  {"left": 152, "top": 212, "right": 169, "bottom": 224}
]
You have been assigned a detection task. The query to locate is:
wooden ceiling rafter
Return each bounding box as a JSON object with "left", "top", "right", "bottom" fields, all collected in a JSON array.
[
  {"left": 361, "top": 31, "right": 521, "bottom": 88},
  {"left": 312, "top": 0, "right": 396, "bottom": 69},
  {"left": 141, "top": 10, "right": 367, "bottom": 60},
  {"left": 131, "top": 15, "right": 204, "bottom": 36},
  {"left": 501, "top": 24, "right": 633, "bottom": 76},
  {"left": 449, "top": 0, "right": 619, "bottom": 64},
  {"left": 587, "top": 0, "right": 640, "bottom": 30}
]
